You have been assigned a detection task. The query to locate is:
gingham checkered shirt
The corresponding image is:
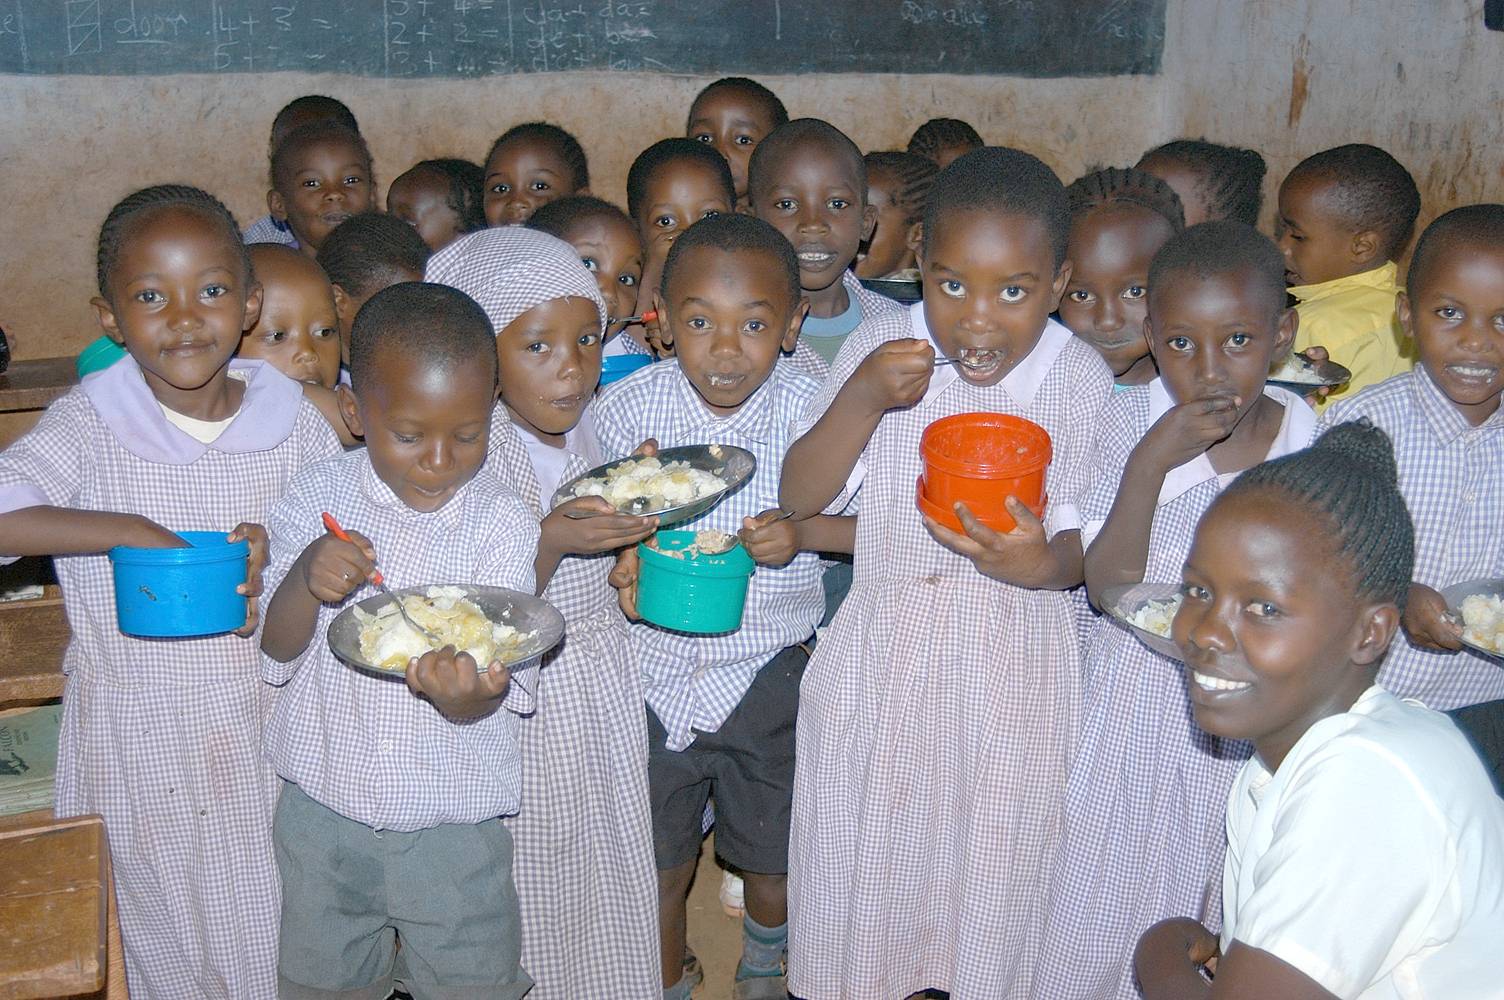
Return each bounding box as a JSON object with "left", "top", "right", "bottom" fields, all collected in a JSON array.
[
  {"left": 261, "top": 450, "right": 543, "bottom": 831},
  {"left": 1319, "top": 364, "right": 1504, "bottom": 709},
  {"left": 594, "top": 361, "right": 825, "bottom": 750}
]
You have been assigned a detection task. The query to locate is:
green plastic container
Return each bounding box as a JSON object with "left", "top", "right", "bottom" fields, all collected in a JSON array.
[
  {"left": 636, "top": 530, "right": 755, "bottom": 635},
  {"left": 77, "top": 336, "right": 128, "bottom": 377}
]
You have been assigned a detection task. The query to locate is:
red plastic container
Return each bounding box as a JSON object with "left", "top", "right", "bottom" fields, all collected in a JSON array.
[{"left": 918, "top": 413, "right": 1052, "bottom": 532}]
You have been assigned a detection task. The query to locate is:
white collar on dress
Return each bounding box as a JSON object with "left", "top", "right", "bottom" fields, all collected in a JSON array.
[
  {"left": 907, "top": 299, "right": 1074, "bottom": 411},
  {"left": 1149, "top": 377, "right": 1317, "bottom": 507}
]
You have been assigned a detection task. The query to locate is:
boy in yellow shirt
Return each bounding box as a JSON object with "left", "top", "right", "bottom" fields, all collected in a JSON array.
[{"left": 1277, "top": 144, "right": 1421, "bottom": 409}]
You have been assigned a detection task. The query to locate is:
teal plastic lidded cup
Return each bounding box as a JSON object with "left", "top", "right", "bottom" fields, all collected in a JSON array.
[
  {"left": 636, "top": 530, "right": 756, "bottom": 634},
  {"left": 108, "top": 531, "right": 249, "bottom": 638}
]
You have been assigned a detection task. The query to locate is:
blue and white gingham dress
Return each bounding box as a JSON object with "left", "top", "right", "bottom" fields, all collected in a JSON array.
[
  {"left": 428, "top": 226, "right": 661, "bottom": 997},
  {"left": 0, "top": 360, "right": 339, "bottom": 999},
  {"left": 786, "top": 304, "right": 1113, "bottom": 1000},
  {"left": 1031, "top": 380, "right": 1315, "bottom": 1000},
  {"left": 1319, "top": 365, "right": 1504, "bottom": 710}
]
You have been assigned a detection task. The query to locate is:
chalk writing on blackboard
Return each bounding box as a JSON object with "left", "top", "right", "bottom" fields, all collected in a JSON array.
[{"left": 0, "top": 0, "right": 1165, "bottom": 78}]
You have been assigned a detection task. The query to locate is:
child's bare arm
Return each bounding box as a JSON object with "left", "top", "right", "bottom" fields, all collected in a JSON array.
[
  {"left": 1085, "top": 396, "right": 1243, "bottom": 604},
  {"left": 1134, "top": 918, "right": 1217, "bottom": 999},
  {"left": 535, "top": 496, "right": 657, "bottom": 593},
  {"left": 780, "top": 340, "right": 934, "bottom": 518},
  {"left": 0, "top": 507, "right": 185, "bottom": 556},
  {"left": 795, "top": 513, "right": 856, "bottom": 556},
  {"left": 261, "top": 529, "right": 375, "bottom": 663}
]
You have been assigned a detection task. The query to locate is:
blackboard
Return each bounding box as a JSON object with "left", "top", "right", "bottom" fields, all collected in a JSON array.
[{"left": 0, "top": 1, "right": 1165, "bottom": 78}]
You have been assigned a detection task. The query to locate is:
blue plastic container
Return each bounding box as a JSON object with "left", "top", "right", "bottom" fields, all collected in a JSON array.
[
  {"left": 598, "top": 353, "right": 653, "bottom": 387},
  {"left": 76, "top": 336, "right": 128, "bottom": 378},
  {"left": 109, "top": 531, "right": 249, "bottom": 638},
  {"left": 636, "top": 531, "right": 755, "bottom": 634}
]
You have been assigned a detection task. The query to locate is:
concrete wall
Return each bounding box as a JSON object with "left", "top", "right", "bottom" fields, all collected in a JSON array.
[{"left": 1, "top": 0, "right": 1499, "bottom": 363}]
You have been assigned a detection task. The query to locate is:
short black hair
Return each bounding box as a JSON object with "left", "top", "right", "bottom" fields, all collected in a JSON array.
[
  {"left": 270, "top": 95, "right": 359, "bottom": 149},
  {"left": 316, "top": 213, "right": 431, "bottom": 297},
  {"left": 1067, "top": 166, "right": 1185, "bottom": 232},
  {"left": 270, "top": 120, "right": 372, "bottom": 192},
  {"left": 484, "top": 122, "right": 589, "bottom": 192},
  {"left": 747, "top": 118, "right": 866, "bottom": 206},
  {"left": 626, "top": 138, "right": 735, "bottom": 223},
  {"left": 1148, "top": 220, "right": 1286, "bottom": 315},
  {"left": 922, "top": 147, "right": 1070, "bottom": 268},
  {"left": 660, "top": 214, "right": 800, "bottom": 309},
  {"left": 688, "top": 77, "right": 789, "bottom": 130},
  {"left": 1138, "top": 139, "right": 1267, "bottom": 226},
  {"left": 863, "top": 151, "right": 940, "bottom": 228},
  {"left": 1220, "top": 419, "right": 1415, "bottom": 613},
  {"left": 398, "top": 158, "right": 486, "bottom": 234},
  {"left": 526, "top": 195, "right": 637, "bottom": 245},
  {"left": 349, "top": 282, "right": 497, "bottom": 394},
  {"left": 1284, "top": 144, "right": 1421, "bottom": 261},
  {"left": 907, "top": 118, "right": 983, "bottom": 163},
  {"left": 1408, "top": 204, "right": 1504, "bottom": 297},
  {"left": 96, "top": 185, "right": 248, "bottom": 300}
]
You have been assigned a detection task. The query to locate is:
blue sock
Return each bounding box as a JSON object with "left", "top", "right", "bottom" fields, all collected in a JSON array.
[
  {"left": 735, "top": 913, "right": 787, "bottom": 980},
  {"left": 663, "top": 972, "right": 695, "bottom": 1000}
]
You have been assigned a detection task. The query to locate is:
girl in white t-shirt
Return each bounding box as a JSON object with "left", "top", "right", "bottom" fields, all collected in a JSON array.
[{"left": 1135, "top": 421, "right": 1504, "bottom": 999}]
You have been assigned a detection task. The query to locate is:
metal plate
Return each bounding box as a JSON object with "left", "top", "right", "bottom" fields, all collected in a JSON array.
[
  {"left": 858, "top": 276, "right": 922, "bottom": 304},
  {"left": 327, "top": 586, "right": 565, "bottom": 676},
  {"left": 1265, "top": 353, "right": 1352, "bottom": 394},
  {"left": 1439, "top": 578, "right": 1504, "bottom": 661},
  {"left": 1100, "top": 582, "right": 1184, "bottom": 661},
  {"left": 550, "top": 444, "right": 756, "bottom": 528}
]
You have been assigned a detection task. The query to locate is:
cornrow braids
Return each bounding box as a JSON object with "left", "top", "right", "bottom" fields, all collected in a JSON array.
[
  {"left": 626, "top": 138, "right": 735, "bottom": 223},
  {"left": 1222, "top": 419, "right": 1415, "bottom": 612},
  {"left": 412, "top": 158, "right": 487, "bottom": 233},
  {"left": 316, "top": 212, "right": 431, "bottom": 297},
  {"left": 1285, "top": 144, "right": 1421, "bottom": 262},
  {"left": 96, "top": 184, "right": 248, "bottom": 299},
  {"left": 527, "top": 195, "right": 635, "bottom": 241},
  {"left": 863, "top": 151, "right": 939, "bottom": 228},
  {"left": 485, "top": 122, "right": 590, "bottom": 192},
  {"left": 907, "top": 118, "right": 983, "bottom": 164},
  {"left": 1067, "top": 166, "right": 1185, "bottom": 232},
  {"left": 270, "top": 120, "right": 372, "bottom": 192},
  {"left": 688, "top": 77, "right": 789, "bottom": 130},
  {"left": 1138, "top": 139, "right": 1267, "bottom": 226}
]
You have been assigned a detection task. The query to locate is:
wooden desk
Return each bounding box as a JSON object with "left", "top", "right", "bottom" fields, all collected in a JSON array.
[
  {"left": 0, "top": 585, "right": 69, "bottom": 707},
  {"left": 0, "top": 812, "right": 125, "bottom": 999},
  {"left": 0, "top": 359, "right": 78, "bottom": 415}
]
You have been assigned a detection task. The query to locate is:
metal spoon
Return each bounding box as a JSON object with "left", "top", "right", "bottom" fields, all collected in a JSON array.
[{"left": 320, "top": 512, "right": 445, "bottom": 647}]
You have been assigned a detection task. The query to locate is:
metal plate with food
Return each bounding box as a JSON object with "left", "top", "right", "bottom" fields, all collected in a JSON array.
[
  {"left": 550, "top": 444, "right": 756, "bottom": 527},
  {"left": 1100, "top": 582, "right": 1185, "bottom": 660},
  {"left": 1265, "top": 352, "right": 1352, "bottom": 393},
  {"left": 1440, "top": 578, "right": 1504, "bottom": 660},
  {"left": 327, "top": 585, "right": 565, "bottom": 676}
]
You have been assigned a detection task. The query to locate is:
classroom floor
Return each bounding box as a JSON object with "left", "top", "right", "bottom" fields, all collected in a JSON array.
[{"left": 685, "top": 833, "right": 747, "bottom": 1000}]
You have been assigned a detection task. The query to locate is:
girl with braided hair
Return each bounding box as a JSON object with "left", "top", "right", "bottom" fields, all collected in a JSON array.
[
  {"left": 1033, "top": 221, "right": 1312, "bottom": 1000},
  {"left": 855, "top": 151, "right": 937, "bottom": 281},
  {"left": 907, "top": 116, "right": 983, "bottom": 168},
  {"left": 1136, "top": 420, "right": 1504, "bottom": 999},
  {"left": 1060, "top": 166, "right": 1185, "bottom": 387},
  {"left": 0, "top": 185, "right": 342, "bottom": 996}
]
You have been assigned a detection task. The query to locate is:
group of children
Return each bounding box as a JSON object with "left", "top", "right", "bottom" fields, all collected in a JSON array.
[{"left": 2, "top": 74, "right": 1503, "bottom": 1000}]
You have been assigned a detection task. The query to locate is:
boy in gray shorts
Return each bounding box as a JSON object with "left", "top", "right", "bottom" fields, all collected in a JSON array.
[{"left": 260, "top": 283, "right": 540, "bottom": 1000}]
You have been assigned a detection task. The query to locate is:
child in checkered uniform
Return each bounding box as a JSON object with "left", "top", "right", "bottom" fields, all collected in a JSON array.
[
  {"left": 780, "top": 148, "right": 1114, "bottom": 999},
  {"left": 427, "top": 226, "right": 663, "bottom": 998},
  {"left": 0, "top": 185, "right": 341, "bottom": 998},
  {"left": 598, "top": 213, "right": 854, "bottom": 1000}
]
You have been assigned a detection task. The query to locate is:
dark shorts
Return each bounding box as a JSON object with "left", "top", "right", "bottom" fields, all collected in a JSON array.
[
  {"left": 647, "top": 641, "right": 810, "bottom": 874},
  {"left": 1450, "top": 699, "right": 1504, "bottom": 797},
  {"left": 273, "top": 783, "right": 532, "bottom": 1000}
]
